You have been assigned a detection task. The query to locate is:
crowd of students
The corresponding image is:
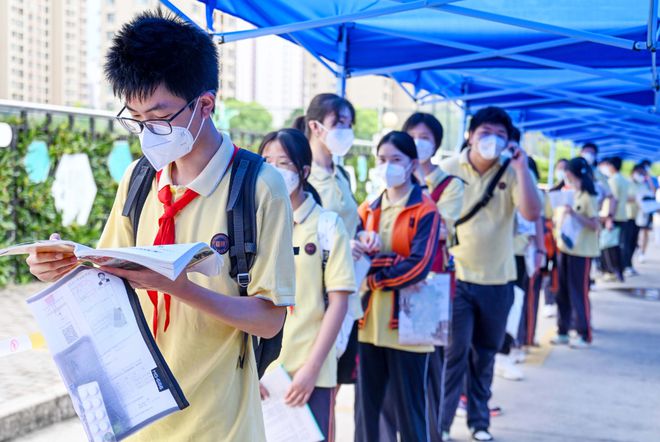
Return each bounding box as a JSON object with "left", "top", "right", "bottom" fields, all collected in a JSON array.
[{"left": 23, "top": 12, "right": 659, "bottom": 442}]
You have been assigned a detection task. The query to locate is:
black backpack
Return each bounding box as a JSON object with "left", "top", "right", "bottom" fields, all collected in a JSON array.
[{"left": 121, "top": 149, "right": 285, "bottom": 379}]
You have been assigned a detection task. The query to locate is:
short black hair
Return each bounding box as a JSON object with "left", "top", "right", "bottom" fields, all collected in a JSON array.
[
  {"left": 377, "top": 130, "right": 418, "bottom": 160},
  {"left": 104, "top": 10, "right": 219, "bottom": 103},
  {"left": 602, "top": 156, "right": 623, "bottom": 171},
  {"left": 641, "top": 159, "right": 652, "bottom": 167},
  {"left": 581, "top": 142, "right": 599, "bottom": 154},
  {"left": 303, "top": 93, "right": 356, "bottom": 138},
  {"left": 468, "top": 107, "right": 514, "bottom": 139},
  {"left": 402, "top": 112, "right": 444, "bottom": 150},
  {"left": 510, "top": 126, "right": 521, "bottom": 143},
  {"left": 527, "top": 156, "right": 540, "bottom": 181}
]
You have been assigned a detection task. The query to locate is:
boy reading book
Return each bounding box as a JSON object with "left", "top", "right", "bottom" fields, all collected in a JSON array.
[{"left": 26, "top": 10, "right": 295, "bottom": 442}]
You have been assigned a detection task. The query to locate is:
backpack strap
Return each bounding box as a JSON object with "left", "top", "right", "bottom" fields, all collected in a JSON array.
[
  {"left": 430, "top": 175, "right": 457, "bottom": 204},
  {"left": 317, "top": 210, "right": 338, "bottom": 309},
  {"left": 454, "top": 159, "right": 511, "bottom": 232},
  {"left": 122, "top": 156, "right": 156, "bottom": 245},
  {"left": 226, "top": 149, "right": 264, "bottom": 370}
]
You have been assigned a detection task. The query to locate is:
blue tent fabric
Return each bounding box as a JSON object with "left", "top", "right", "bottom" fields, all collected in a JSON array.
[{"left": 191, "top": 0, "right": 659, "bottom": 159}]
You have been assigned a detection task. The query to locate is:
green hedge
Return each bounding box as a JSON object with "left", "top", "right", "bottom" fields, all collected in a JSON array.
[{"left": 0, "top": 116, "right": 141, "bottom": 287}]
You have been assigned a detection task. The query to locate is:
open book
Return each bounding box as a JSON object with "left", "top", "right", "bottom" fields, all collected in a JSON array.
[{"left": 0, "top": 241, "right": 222, "bottom": 281}]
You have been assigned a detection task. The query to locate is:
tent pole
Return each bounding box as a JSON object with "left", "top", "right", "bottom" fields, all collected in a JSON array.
[
  {"left": 455, "top": 103, "right": 468, "bottom": 152},
  {"left": 547, "top": 138, "right": 557, "bottom": 187},
  {"left": 336, "top": 25, "right": 348, "bottom": 98}
]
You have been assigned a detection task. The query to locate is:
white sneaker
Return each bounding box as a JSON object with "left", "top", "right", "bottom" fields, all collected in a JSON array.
[
  {"left": 624, "top": 267, "right": 639, "bottom": 277},
  {"left": 542, "top": 304, "right": 556, "bottom": 318},
  {"left": 511, "top": 348, "right": 527, "bottom": 364},
  {"left": 472, "top": 429, "right": 494, "bottom": 441},
  {"left": 638, "top": 253, "right": 646, "bottom": 264},
  {"left": 441, "top": 430, "right": 451, "bottom": 442},
  {"left": 495, "top": 354, "right": 524, "bottom": 381},
  {"left": 569, "top": 336, "right": 590, "bottom": 349}
]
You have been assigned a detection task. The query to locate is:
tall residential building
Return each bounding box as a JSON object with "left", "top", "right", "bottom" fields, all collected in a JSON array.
[
  {"left": 0, "top": 0, "right": 88, "bottom": 106},
  {"left": 96, "top": 0, "right": 238, "bottom": 110},
  {"left": 234, "top": 35, "right": 305, "bottom": 127}
]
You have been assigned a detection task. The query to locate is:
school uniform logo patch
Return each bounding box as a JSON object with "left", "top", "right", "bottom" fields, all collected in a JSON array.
[
  {"left": 498, "top": 182, "right": 507, "bottom": 190},
  {"left": 210, "top": 233, "right": 230, "bottom": 255},
  {"left": 304, "top": 243, "right": 317, "bottom": 255}
]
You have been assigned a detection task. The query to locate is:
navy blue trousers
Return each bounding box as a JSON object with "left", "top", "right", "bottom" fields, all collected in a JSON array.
[
  {"left": 556, "top": 253, "right": 593, "bottom": 342},
  {"left": 355, "top": 343, "right": 431, "bottom": 442},
  {"left": 441, "top": 281, "right": 513, "bottom": 432}
]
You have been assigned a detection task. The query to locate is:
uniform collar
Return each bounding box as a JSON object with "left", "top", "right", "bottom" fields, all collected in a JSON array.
[
  {"left": 158, "top": 133, "right": 234, "bottom": 197},
  {"left": 460, "top": 148, "right": 507, "bottom": 176},
  {"left": 425, "top": 165, "right": 447, "bottom": 187},
  {"left": 310, "top": 162, "right": 337, "bottom": 182},
  {"left": 293, "top": 193, "right": 317, "bottom": 224},
  {"left": 371, "top": 184, "right": 423, "bottom": 211}
]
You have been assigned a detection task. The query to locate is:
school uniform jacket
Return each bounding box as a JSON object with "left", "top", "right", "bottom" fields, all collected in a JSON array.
[{"left": 358, "top": 184, "right": 440, "bottom": 340}]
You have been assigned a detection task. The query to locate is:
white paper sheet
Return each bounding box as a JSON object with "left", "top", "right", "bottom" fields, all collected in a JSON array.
[
  {"left": 260, "top": 366, "right": 324, "bottom": 442},
  {"left": 560, "top": 214, "right": 583, "bottom": 250},
  {"left": 398, "top": 273, "right": 451, "bottom": 347},
  {"left": 506, "top": 286, "right": 525, "bottom": 339},
  {"left": 335, "top": 256, "right": 371, "bottom": 357},
  {"left": 26, "top": 267, "right": 186, "bottom": 441},
  {"left": 548, "top": 190, "right": 575, "bottom": 210}
]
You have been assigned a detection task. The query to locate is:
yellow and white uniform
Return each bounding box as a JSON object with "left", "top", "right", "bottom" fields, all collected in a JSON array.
[
  {"left": 271, "top": 194, "right": 356, "bottom": 387},
  {"left": 99, "top": 135, "right": 295, "bottom": 442}
]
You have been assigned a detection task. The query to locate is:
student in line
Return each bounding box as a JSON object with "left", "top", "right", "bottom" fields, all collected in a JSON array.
[
  {"left": 632, "top": 163, "right": 657, "bottom": 263},
  {"left": 259, "top": 129, "right": 356, "bottom": 442},
  {"left": 622, "top": 165, "right": 643, "bottom": 276},
  {"left": 377, "top": 113, "right": 465, "bottom": 442},
  {"left": 598, "top": 156, "right": 629, "bottom": 282},
  {"left": 355, "top": 131, "right": 440, "bottom": 442},
  {"left": 297, "top": 93, "right": 362, "bottom": 385},
  {"left": 541, "top": 158, "right": 570, "bottom": 318},
  {"left": 439, "top": 107, "right": 541, "bottom": 442},
  {"left": 551, "top": 157, "right": 600, "bottom": 348},
  {"left": 26, "top": 11, "right": 295, "bottom": 441}
]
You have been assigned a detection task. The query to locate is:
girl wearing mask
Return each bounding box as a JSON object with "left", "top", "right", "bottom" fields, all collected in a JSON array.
[
  {"left": 355, "top": 131, "right": 440, "bottom": 442},
  {"left": 551, "top": 157, "right": 600, "bottom": 349},
  {"left": 259, "top": 129, "right": 356, "bottom": 441},
  {"left": 301, "top": 94, "right": 363, "bottom": 385}
]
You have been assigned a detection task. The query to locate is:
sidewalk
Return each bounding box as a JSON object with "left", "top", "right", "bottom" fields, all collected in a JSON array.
[{"left": 0, "top": 282, "right": 76, "bottom": 442}]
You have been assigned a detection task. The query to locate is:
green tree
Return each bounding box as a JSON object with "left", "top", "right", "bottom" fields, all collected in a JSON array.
[
  {"left": 354, "top": 108, "right": 379, "bottom": 140},
  {"left": 224, "top": 98, "right": 273, "bottom": 133},
  {"left": 283, "top": 107, "right": 304, "bottom": 129}
]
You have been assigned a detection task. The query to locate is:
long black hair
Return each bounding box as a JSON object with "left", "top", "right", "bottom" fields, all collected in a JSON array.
[
  {"left": 258, "top": 129, "right": 322, "bottom": 204},
  {"left": 567, "top": 157, "right": 597, "bottom": 196},
  {"left": 377, "top": 131, "right": 419, "bottom": 185},
  {"left": 302, "top": 93, "right": 356, "bottom": 138}
]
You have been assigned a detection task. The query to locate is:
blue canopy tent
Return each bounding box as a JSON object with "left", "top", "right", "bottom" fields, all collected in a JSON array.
[{"left": 161, "top": 0, "right": 660, "bottom": 160}]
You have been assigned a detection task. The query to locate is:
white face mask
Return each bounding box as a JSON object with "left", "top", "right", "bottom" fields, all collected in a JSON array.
[
  {"left": 374, "top": 162, "right": 408, "bottom": 189},
  {"left": 275, "top": 167, "right": 300, "bottom": 195},
  {"left": 633, "top": 173, "right": 645, "bottom": 184},
  {"left": 414, "top": 138, "right": 435, "bottom": 162},
  {"left": 139, "top": 98, "right": 204, "bottom": 171},
  {"left": 319, "top": 124, "right": 354, "bottom": 156},
  {"left": 598, "top": 165, "right": 613, "bottom": 177},
  {"left": 555, "top": 169, "right": 566, "bottom": 183},
  {"left": 476, "top": 134, "right": 506, "bottom": 160},
  {"left": 581, "top": 152, "right": 596, "bottom": 166}
]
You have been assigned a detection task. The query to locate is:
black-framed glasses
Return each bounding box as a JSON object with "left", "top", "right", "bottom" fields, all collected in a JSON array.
[{"left": 115, "top": 98, "right": 196, "bottom": 135}]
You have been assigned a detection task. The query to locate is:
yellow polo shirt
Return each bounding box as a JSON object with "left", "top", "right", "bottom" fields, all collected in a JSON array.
[
  {"left": 98, "top": 135, "right": 295, "bottom": 442},
  {"left": 626, "top": 178, "right": 639, "bottom": 220},
  {"left": 271, "top": 194, "right": 356, "bottom": 388},
  {"left": 607, "top": 173, "right": 630, "bottom": 222},
  {"left": 556, "top": 191, "right": 600, "bottom": 258},
  {"left": 440, "top": 149, "right": 522, "bottom": 285},
  {"left": 358, "top": 188, "right": 433, "bottom": 353},
  {"left": 425, "top": 166, "right": 464, "bottom": 231},
  {"left": 308, "top": 163, "right": 360, "bottom": 238}
]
